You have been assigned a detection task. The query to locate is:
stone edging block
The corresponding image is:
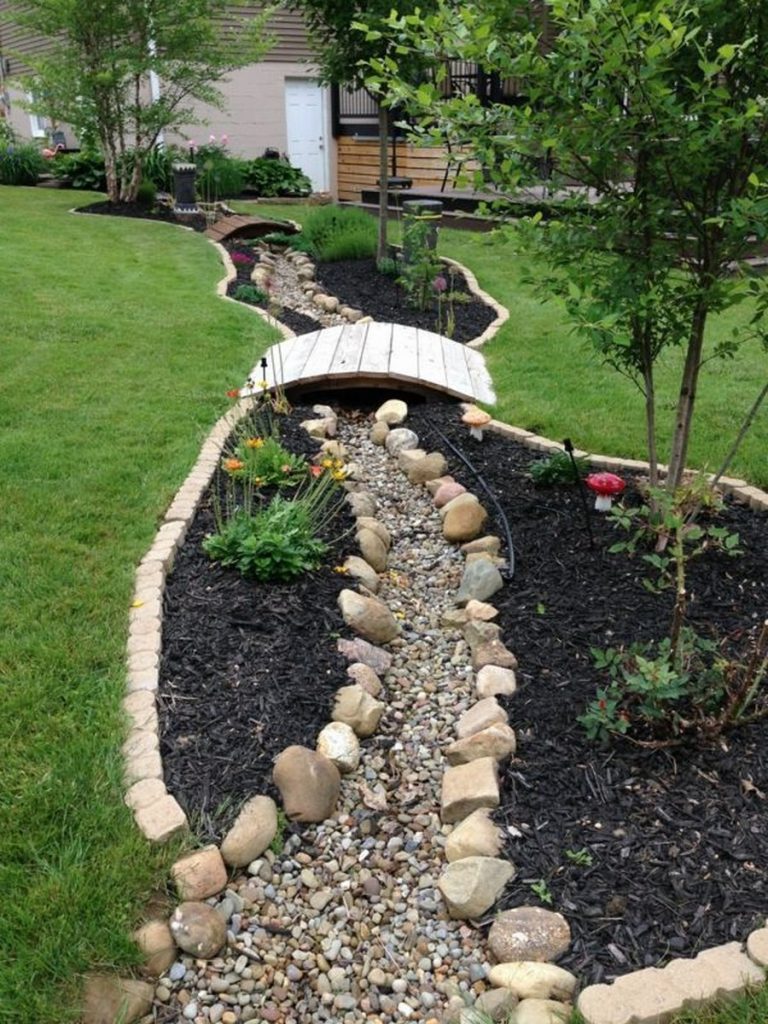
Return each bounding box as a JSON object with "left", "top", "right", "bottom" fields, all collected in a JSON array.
[{"left": 441, "top": 255, "right": 510, "bottom": 349}]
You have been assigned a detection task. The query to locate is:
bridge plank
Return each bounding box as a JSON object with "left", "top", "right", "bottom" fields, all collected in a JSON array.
[
  {"left": 416, "top": 328, "right": 448, "bottom": 390},
  {"left": 332, "top": 322, "right": 369, "bottom": 376},
  {"left": 359, "top": 322, "right": 392, "bottom": 374},
  {"left": 389, "top": 324, "right": 420, "bottom": 382},
  {"left": 465, "top": 347, "right": 496, "bottom": 405},
  {"left": 441, "top": 336, "right": 475, "bottom": 397},
  {"left": 300, "top": 324, "right": 345, "bottom": 380}
]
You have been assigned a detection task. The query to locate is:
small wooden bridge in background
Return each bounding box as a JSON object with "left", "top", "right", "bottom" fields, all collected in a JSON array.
[{"left": 250, "top": 322, "right": 496, "bottom": 405}]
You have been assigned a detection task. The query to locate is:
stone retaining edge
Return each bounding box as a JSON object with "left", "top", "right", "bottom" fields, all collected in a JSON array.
[
  {"left": 124, "top": 397, "right": 256, "bottom": 842},
  {"left": 441, "top": 255, "right": 510, "bottom": 350},
  {"left": 484, "top": 417, "right": 768, "bottom": 511}
]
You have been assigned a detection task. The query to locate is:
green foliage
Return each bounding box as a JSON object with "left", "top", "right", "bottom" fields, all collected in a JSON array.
[
  {"left": 244, "top": 157, "right": 312, "bottom": 197},
  {"left": 0, "top": 120, "right": 17, "bottom": 146},
  {"left": 221, "top": 421, "right": 307, "bottom": 487},
  {"left": 233, "top": 283, "right": 268, "bottom": 305},
  {"left": 135, "top": 180, "right": 157, "bottom": 208},
  {"left": 196, "top": 141, "right": 248, "bottom": 200},
  {"left": 51, "top": 150, "right": 106, "bottom": 191},
  {"left": 530, "top": 451, "right": 589, "bottom": 486},
  {"left": 565, "top": 848, "right": 593, "bottom": 867},
  {"left": 0, "top": 140, "right": 45, "bottom": 185},
  {"left": 399, "top": 212, "right": 442, "bottom": 310},
  {"left": 294, "top": 204, "right": 377, "bottom": 261},
  {"left": 530, "top": 879, "right": 554, "bottom": 905},
  {"left": 269, "top": 809, "right": 289, "bottom": 854},
  {"left": 262, "top": 230, "right": 301, "bottom": 248},
  {"left": 140, "top": 145, "right": 182, "bottom": 192}
]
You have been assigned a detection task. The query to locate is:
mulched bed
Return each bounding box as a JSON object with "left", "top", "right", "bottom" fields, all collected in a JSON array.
[
  {"left": 75, "top": 199, "right": 208, "bottom": 232},
  {"left": 158, "top": 405, "right": 355, "bottom": 843},
  {"left": 408, "top": 401, "right": 768, "bottom": 984}
]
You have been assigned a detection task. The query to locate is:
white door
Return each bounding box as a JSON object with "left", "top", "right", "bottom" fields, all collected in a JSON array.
[{"left": 285, "top": 78, "right": 329, "bottom": 192}]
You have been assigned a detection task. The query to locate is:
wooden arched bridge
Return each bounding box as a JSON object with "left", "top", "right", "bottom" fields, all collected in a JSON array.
[{"left": 248, "top": 322, "right": 495, "bottom": 405}]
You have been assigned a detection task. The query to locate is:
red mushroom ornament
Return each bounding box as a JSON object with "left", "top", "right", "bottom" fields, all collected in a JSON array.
[{"left": 585, "top": 472, "right": 625, "bottom": 511}]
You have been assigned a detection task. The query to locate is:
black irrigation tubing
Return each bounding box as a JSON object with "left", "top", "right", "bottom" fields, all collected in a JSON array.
[{"left": 428, "top": 422, "right": 516, "bottom": 580}]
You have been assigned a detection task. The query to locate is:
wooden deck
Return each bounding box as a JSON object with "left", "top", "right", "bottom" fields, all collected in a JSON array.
[{"left": 247, "top": 323, "right": 496, "bottom": 405}]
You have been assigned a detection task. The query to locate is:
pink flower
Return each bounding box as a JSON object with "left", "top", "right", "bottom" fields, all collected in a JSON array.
[
  {"left": 221, "top": 134, "right": 229, "bottom": 146},
  {"left": 433, "top": 274, "right": 448, "bottom": 294},
  {"left": 209, "top": 134, "right": 216, "bottom": 143}
]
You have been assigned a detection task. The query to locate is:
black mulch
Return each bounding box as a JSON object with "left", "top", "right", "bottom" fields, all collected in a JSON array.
[
  {"left": 158, "top": 405, "right": 355, "bottom": 843},
  {"left": 224, "top": 244, "right": 323, "bottom": 336},
  {"left": 408, "top": 402, "right": 768, "bottom": 984},
  {"left": 75, "top": 200, "right": 208, "bottom": 232}
]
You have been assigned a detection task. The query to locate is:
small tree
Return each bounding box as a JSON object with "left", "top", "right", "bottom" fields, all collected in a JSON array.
[
  {"left": 5, "top": 0, "right": 273, "bottom": 202},
  {"left": 364, "top": 0, "right": 768, "bottom": 490},
  {"left": 295, "top": 0, "right": 437, "bottom": 262}
]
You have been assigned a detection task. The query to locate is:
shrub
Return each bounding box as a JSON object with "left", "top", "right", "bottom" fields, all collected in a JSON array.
[
  {"left": 0, "top": 141, "right": 45, "bottom": 186},
  {"left": 295, "top": 205, "right": 377, "bottom": 262},
  {"left": 233, "top": 284, "right": 268, "bottom": 305},
  {"left": 0, "top": 120, "right": 17, "bottom": 146},
  {"left": 51, "top": 151, "right": 106, "bottom": 191},
  {"left": 244, "top": 157, "right": 312, "bottom": 197},
  {"left": 530, "top": 451, "right": 589, "bottom": 485},
  {"left": 195, "top": 142, "right": 247, "bottom": 200},
  {"left": 135, "top": 180, "right": 157, "bottom": 207}
]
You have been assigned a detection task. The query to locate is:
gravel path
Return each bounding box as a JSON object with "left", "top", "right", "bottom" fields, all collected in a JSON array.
[{"left": 153, "top": 417, "right": 492, "bottom": 1024}]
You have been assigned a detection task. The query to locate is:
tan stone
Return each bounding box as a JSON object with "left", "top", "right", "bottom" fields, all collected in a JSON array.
[
  {"left": 385, "top": 427, "right": 420, "bottom": 455},
  {"left": 82, "top": 974, "right": 154, "bottom": 1024},
  {"left": 356, "top": 517, "right": 391, "bottom": 549},
  {"left": 438, "top": 491, "right": 479, "bottom": 519},
  {"left": 445, "top": 723, "right": 517, "bottom": 765},
  {"left": 346, "top": 661, "right": 383, "bottom": 696},
  {"left": 333, "top": 683, "right": 385, "bottom": 737},
  {"left": 441, "top": 757, "right": 500, "bottom": 824},
  {"left": 461, "top": 535, "right": 502, "bottom": 555},
  {"left": 124, "top": 777, "right": 166, "bottom": 812},
  {"left": 171, "top": 845, "right": 228, "bottom": 900},
  {"left": 375, "top": 398, "right": 409, "bottom": 425},
  {"left": 438, "top": 857, "right": 515, "bottom": 919},
  {"left": 343, "top": 554, "right": 380, "bottom": 593},
  {"left": 473, "top": 639, "right": 518, "bottom": 671},
  {"left": 441, "top": 608, "right": 469, "bottom": 628},
  {"left": 465, "top": 599, "right": 499, "bottom": 621},
  {"left": 488, "top": 908, "right": 571, "bottom": 964},
  {"left": 489, "top": 962, "right": 578, "bottom": 1001},
  {"left": 273, "top": 745, "right": 341, "bottom": 822},
  {"left": 463, "top": 620, "right": 502, "bottom": 651},
  {"left": 474, "top": 988, "right": 519, "bottom": 1021},
  {"left": 466, "top": 551, "right": 507, "bottom": 567},
  {"left": 457, "top": 697, "right": 508, "bottom": 739},
  {"left": 347, "top": 491, "right": 377, "bottom": 517},
  {"left": 690, "top": 941, "right": 764, "bottom": 998},
  {"left": 220, "top": 795, "right": 278, "bottom": 866},
  {"left": 170, "top": 901, "right": 227, "bottom": 959},
  {"left": 425, "top": 475, "right": 454, "bottom": 496},
  {"left": 443, "top": 499, "right": 488, "bottom": 544},
  {"left": 134, "top": 795, "right": 188, "bottom": 843},
  {"left": 122, "top": 690, "right": 157, "bottom": 732},
  {"left": 134, "top": 919, "right": 176, "bottom": 977},
  {"left": 370, "top": 421, "right": 390, "bottom": 445},
  {"left": 514, "top": 998, "right": 572, "bottom": 1024},
  {"left": 445, "top": 808, "right": 504, "bottom": 862},
  {"left": 477, "top": 665, "right": 518, "bottom": 698},
  {"left": 338, "top": 589, "right": 400, "bottom": 644},
  {"left": 397, "top": 447, "right": 428, "bottom": 471},
  {"left": 747, "top": 926, "right": 768, "bottom": 967},
  {"left": 301, "top": 417, "right": 336, "bottom": 438},
  {"left": 577, "top": 984, "right": 631, "bottom": 1024},
  {"left": 407, "top": 452, "right": 449, "bottom": 484},
  {"left": 357, "top": 528, "right": 388, "bottom": 573},
  {"left": 434, "top": 481, "right": 467, "bottom": 507}
]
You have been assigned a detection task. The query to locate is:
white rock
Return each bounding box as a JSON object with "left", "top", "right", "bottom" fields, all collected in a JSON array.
[{"left": 317, "top": 722, "right": 361, "bottom": 773}]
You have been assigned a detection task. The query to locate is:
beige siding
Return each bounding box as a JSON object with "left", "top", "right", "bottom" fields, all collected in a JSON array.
[
  {"left": 223, "top": 5, "right": 314, "bottom": 63},
  {"left": 0, "top": 0, "right": 53, "bottom": 76}
]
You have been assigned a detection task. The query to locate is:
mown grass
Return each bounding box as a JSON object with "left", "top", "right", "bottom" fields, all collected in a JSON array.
[
  {"left": 0, "top": 186, "right": 276, "bottom": 1022},
  {"left": 245, "top": 201, "right": 767, "bottom": 488}
]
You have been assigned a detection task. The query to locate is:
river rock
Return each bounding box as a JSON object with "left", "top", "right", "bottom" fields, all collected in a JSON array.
[
  {"left": 446, "top": 808, "right": 504, "bottom": 862},
  {"left": 488, "top": 962, "right": 578, "bottom": 1002},
  {"left": 474, "top": 988, "right": 520, "bottom": 1021},
  {"left": 434, "top": 481, "right": 467, "bottom": 507},
  {"left": 337, "top": 638, "right": 393, "bottom": 674},
  {"left": 133, "top": 920, "right": 176, "bottom": 976},
  {"left": 463, "top": 619, "right": 502, "bottom": 650},
  {"left": 338, "top": 589, "right": 400, "bottom": 644},
  {"left": 375, "top": 399, "right": 408, "bottom": 425},
  {"left": 357, "top": 528, "right": 388, "bottom": 572},
  {"left": 441, "top": 757, "right": 500, "bottom": 823},
  {"left": 82, "top": 974, "right": 154, "bottom": 1024},
  {"left": 171, "top": 844, "right": 228, "bottom": 899},
  {"left": 346, "top": 661, "right": 383, "bottom": 696},
  {"left": 488, "top": 908, "right": 572, "bottom": 964},
  {"left": 426, "top": 475, "right": 454, "bottom": 495},
  {"left": 444, "top": 497, "right": 488, "bottom": 544},
  {"left": 464, "top": 599, "right": 499, "bottom": 621},
  {"left": 445, "top": 723, "right": 517, "bottom": 765},
  {"left": 438, "top": 491, "right": 479, "bottom": 520},
  {"left": 356, "top": 517, "right": 391, "bottom": 549},
  {"left": 462, "top": 535, "right": 502, "bottom": 555},
  {"left": 456, "top": 697, "right": 508, "bottom": 739},
  {"left": 220, "top": 795, "right": 278, "bottom": 867},
  {"left": 346, "top": 492, "right": 377, "bottom": 517},
  {"left": 476, "top": 665, "right": 517, "bottom": 698},
  {"left": 438, "top": 857, "right": 516, "bottom": 919},
  {"left": 343, "top": 554, "right": 380, "bottom": 593},
  {"left": 397, "top": 447, "right": 427, "bottom": 471},
  {"left": 333, "top": 684, "right": 385, "bottom": 737},
  {"left": 385, "top": 427, "right": 420, "bottom": 455},
  {"left": 407, "top": 452, "right": 449, "bottom": 484},
  {"left": 456, "top": 560, "right": 504, "bottom": 605},
  {"left": 301, "top": 417, "right": 336, "bottom": 439},
  {"left": 370, "top": 420, "right": 390, "bottom": 445},
  {"left": 273, "top": 746, "right": 340, "bottom": 822},
  {"left": 169, "top": 902, "right": 227, "bottom": 959},
  {"left": 317, "top": 721, "right": 361, "bottom": 773},
  {"left": 472, "top": 639, "right": 519, "bottom": 671}
]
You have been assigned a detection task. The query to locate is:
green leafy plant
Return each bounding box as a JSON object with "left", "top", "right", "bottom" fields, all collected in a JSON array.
[
  {"left": 262, "top": 229, "right": 302, "bottom": 248},
  {"left": 565, "top": 848, "right": 593, "bottom": 867},
  {"left": 135, "top": 180, "right": 157, "bottom": 208},
  {"left": 244, "top": 157, "right": 312, "bottom": 197},
  {"left": 530, "top": 450, "right": 589, "bottom": 485},
  {"left": 233, "top": 283, "right": 268, "bottom": 305},
  {"left": 221, "top": 420, "right": 307, "bottom": 488},
  {"left": 0, "top": 141, "right": 45, "bottom": 186},
  {"left": 398, "top": 213, "right": 442, "bottom": 310},
  {"left": 51, "top": 150, "right": 106, "bottom": 191},
  {"left": 292, "top": 204, "right": 377, "bottom": 262},
  {"left": 269, "top": 809, "right": 289, "bottom": 854},
  {"left": 529, "top": 879, "right": 554, "bottom": 905}
]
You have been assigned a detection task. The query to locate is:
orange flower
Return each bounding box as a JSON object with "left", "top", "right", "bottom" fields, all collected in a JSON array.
[
  {"left": 223, "top": 457, "right": 244, "bottom": 472},
  {"left": 309, "top": 465, "right": 324, "bottom": 477},
  {"left": 245, "top": 437, "right": 264, "bottom": 449},
  {"left": 226, "top": 389, "right": 240, "bottom": 398}
]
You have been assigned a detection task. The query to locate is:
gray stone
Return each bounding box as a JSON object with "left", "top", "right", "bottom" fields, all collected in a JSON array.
[
  {"left": 488, "top": 908, "right": 572, "bottom": 964},
  {"left": 346, "top": 491, "right": 377, "bottom": 517},
  {"left": 337, "top": 638, "right": 393, "bottom": 674},
  {"left": 463, "top": 619, "right": 502, "bottom": 651},
  {"left": 385, "top": 427, "right": 420, "bottom": 455},
  {"left": 445, "top": 723, "right": 517, "bottom": 765},
  {"left": 446, "top": 808, "right": 504, "bottom": 862},
  {"left": 317, "top": 721, "right": 361, "bottom": 773},
  {"left": 338, "top": 589, "right": 400, "bottom": 644},
  {"left": 169, "top": 902, "right": 227, "bottom": 959},
  {"left": 456, "top": 697, "right": 508, "bottom": 739},
  {"left": 220, "top": 796, "right": 278, "bottom": 867},
  {"left": 273, "top": 745, "right": 340, "bottom": 822},
  {"left": 456, "top": 560, "right": 504, "bottom": 606},
  {"left": 343, "top": 555, "right": 380, "bottom": 593},
  {"left": 332, "top": 684, "right": 385, "bottom": 738},
  {"left": 438, "top": 857, "right": 515, "bottom": 919},
  {"left": 375, "top": 399, "right": 409, "bottom": 425}
]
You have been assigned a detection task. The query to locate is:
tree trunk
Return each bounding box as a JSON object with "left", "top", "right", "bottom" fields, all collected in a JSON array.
[
  {"left": 377, "top": 105, "right": 389, "bottom": 263},
  {"left": 102, "top": 138, "right": 120, "bottom": 203},
  {"left": 643, "top": 358, "right": 659, "bottom": 490},
  {"left": 666, "top": 302, "right": 708, "bottom": 491}
]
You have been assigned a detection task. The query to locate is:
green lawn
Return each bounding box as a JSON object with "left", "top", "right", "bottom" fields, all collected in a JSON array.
[
  {"left": 243, "top": 201, "right": 768, "bottom": 489},
  {"left": 0, "top": 186, "right": 277, "bottom": 1022},
  {"left": 1, "top": 189, "right": 765, "bottom": 1023}
]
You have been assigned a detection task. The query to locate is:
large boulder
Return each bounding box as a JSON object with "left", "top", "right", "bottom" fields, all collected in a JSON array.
[
  {"left": 488, "top": 908, "right": 572, "bottom": 964},
  {"left": 438, "top": 857, "right": 516, "bottom": 919},
  {"left": 169, "top": 902, "right": 227, "bottom": 959},
  {"left": 220, "top": 795, "right": 278, "bottom": 867},
  {"left": 338, "top": 589, "right": 400, "bottom": 644},
  {"left": 332, "top": 684, "right": 385, "bottom": 738},
  {"left": 317, "top": 721, "right": 361, "bottom": 773},
  {"left": 273, "top": 745, "right": 340, "bottom": 822}
]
